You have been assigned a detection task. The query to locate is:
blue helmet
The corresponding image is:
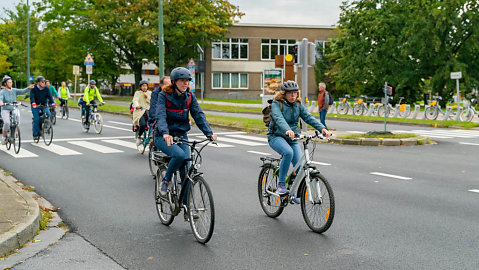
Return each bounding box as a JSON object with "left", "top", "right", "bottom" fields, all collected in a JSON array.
[
  {"left": 170, "top": 67, "right": 192, "bottom": 82},
  {"left": 89, "top": 80, "right": 96, "bottom": 85}
]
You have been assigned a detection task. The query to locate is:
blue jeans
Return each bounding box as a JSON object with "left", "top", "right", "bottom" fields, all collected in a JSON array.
[
  {"left": 319, "top": 109, "right": 328, "bottom": 129},
  {"left": 31, "top": 105, "right": 50, "bottom": 137},
  {"left": 269, "top": 136, "right": 302, "bottom": 185},
  {"left": 155, "top": 134, "right": 191, "bottom": 204}
]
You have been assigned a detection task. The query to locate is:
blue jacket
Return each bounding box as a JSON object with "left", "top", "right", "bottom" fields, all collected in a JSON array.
[
  {"left": 0, "top": 87, "right": 30, "bottom": 110},
  {"left": 156, "top": 84, "right": 213, "bottom": 137},
  {"left": 149, "top": 86, "right": 161, "bottom": 122},
  {"left": 30, "top": 84, "right": 54, "bottom": 106},
  {"left": 267, "top": 99, "right": 325, "bottom": 143}
]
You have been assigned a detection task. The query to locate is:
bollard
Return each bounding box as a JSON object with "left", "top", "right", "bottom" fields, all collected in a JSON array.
[
  {"left": 443, "top": 106, "right": 452, "bottom": 120},
  {"left": 328, "top": 102, "right": 335, "bottom": 114},
  {"left": 411, "top": 104, "right": 421, "bottom": 119}
]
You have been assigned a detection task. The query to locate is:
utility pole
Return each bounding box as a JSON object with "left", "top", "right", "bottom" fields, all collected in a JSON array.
[
  {"left": 158, "top": 0, "right": 165, "bottom": 78},
  {"left": 27, "top": 0, "right": 30, "bottom": 85},
  {"left": 296, "top": 38, "right": 316, "bottom": 132}
]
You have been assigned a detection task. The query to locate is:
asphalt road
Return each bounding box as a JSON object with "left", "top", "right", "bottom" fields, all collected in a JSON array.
[{"left": 1, "top": 106, "right": 479, "bottom": 269}]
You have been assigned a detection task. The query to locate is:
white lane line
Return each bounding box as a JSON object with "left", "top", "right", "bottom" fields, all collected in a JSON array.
[
  {"left": 468, "top": 189, "right": 479, "bottom": 193},
  {"left": 31, "top": 143, "right": 82, "bottom": 155},
  {"left": 22, "top": 136, "right": 134, "bottom": 143},
  {"left": 68, "top": 118, "right": 131, "bottom": 132},
  {"left": 370, "top": 172, "right": 412, "bottom": 181},
  {"left": 226, "top": 134, "right": 268, "bottom": 143},
  {"left": 102, "top": 139, "right": 137, "bottom": 149},
  {"left": 108, "top": 121, "right": 131, "bottom": 126},
  {"left": 247, "top": 151, "right": 271, "bottom": 156},
  {"left": 459, "top": 142, "right": 479, "bottom": 146},
  {"left": 214, "top": 137, "right": 266, "bottom": 146},
  {"left": 0, "top": 147, "right": 38, "bottom": 158},
  {"left": 311, "top": 161, "right": 331, "bottom": 166},
  {"left": 68, "top": 141, "right": 123, "bottom": 153}
]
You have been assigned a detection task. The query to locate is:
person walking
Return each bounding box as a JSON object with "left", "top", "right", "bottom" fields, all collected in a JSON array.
[{"left": 317, "top": 82, "right": 330, "bottom": 129}]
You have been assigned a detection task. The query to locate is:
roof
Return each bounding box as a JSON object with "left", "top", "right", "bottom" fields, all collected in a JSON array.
[{"left": 232, "top": 23, "right": 336, "bottom": 29}]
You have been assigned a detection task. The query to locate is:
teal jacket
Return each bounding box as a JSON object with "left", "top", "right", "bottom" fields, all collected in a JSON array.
[
  {"left": 49, "top": 85, "right": 59, "bottom": 97},
  {"left": 267, "top": 99, "right": 325, "bottom": 143}
]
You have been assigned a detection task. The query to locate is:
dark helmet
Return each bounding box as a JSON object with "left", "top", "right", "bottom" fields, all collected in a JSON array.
[
  {"left": 170, "top": 67, "right": 192, "bottom": 82},
  {"left": 281, "top": 80, "right": 299, "bottom": 92},
  {"left": 139, "top": 80, "right": 149, "bottom": 87},
  {"left": 2, "top": 75, "right": 11, "bottom": 86},
  {"left": 35, "top": 76, "right": 45, "bottom": 83},
  {"left": 45, "top": 80, "right": 50, "bottom": 83},
  {"left": 89, "top": 80, "right": 96, "bottom": 85}
]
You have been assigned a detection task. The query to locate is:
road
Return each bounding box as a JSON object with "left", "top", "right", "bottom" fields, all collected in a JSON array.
[{"left": 1, "top": 106, "right": 479, "bottom": 269}]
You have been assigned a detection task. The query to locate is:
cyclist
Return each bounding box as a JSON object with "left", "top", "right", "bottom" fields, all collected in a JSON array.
[
  {"left": 132, "top": 80, "right": 151, "bottom": 145},
  {"left": 81, "top": 80, "right": 104, "bottom": 130},
  {"left": 45, "top": 80, "right": 60, "bottom": 99},
  {"left": 0, "top": 76, "right": 34, "bottom": 144},
  {"left": 58, "top": 81, "right": 71, "bottom": 110},
  {"left": 30, "top": 76, "right": 56, "bottom": 140},
  {"left": 268, "top": 80, "right": 332, "bottom": 196},
  {"left": 155, "top": 67, "right": 217, "bottom": 204}
]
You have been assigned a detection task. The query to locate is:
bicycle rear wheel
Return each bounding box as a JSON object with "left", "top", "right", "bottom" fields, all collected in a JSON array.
[
  {"left": 93, "top": 113, "right": 103, "bottom": 134},
  {"left": 13, "top": 126, "right": 20, "bottom": 154},
  {"left": 5, "top": 129, "right": 12, "bottom": 150},
  {"left": 336, "top": 103, "right": 347, "bottom": 114},
  {"left": 65, "top": 105, "right": 69, "bottom": 119},
  {"left": 51, "top": 109, "right": 56, "bottom": 125},
  {"left": 460, "top": 110, "right": 473, "bottom": 122},
  {"left": 424, "top": 106, "right": 438, "bottom": 120},
  {"left": 188, "top": 175, "right": 215, "bottom": 244},
  {"left": 257, "top": 164, "right": 284, "bottom": 218},
  {"left": 300, "top": 173, "right": 335, "bottom": 233},
  {"left": 42, "top": 119, "right": 53, "bottom": 146},
  {"left": 353, "top": 104, "right": 363, "bottom": 115},
  {"left": 155, "top": 165, "right": 175, "bottom": 225}
]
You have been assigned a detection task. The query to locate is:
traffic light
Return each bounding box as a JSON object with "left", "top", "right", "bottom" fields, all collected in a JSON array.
[{"left": 293, "top": 44, "right": 298, "bottom": 64}]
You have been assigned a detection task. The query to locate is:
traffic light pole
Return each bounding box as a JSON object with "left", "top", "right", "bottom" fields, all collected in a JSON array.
[
  {"left": 158, "top": 0, "right": 165, "bottom": 78},
  {"left": 296, "top": 38, "right": 315, "bottom": 132}
]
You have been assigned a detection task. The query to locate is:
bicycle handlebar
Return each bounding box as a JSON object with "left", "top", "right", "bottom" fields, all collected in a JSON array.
[
  {"left": 294, "top": 131, "right": 327, "bottom": 140},
  {"left": 173, "top": 136, "right": 217, "bottom": 145}
]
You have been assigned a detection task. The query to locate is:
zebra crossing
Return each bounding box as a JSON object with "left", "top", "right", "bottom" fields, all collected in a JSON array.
[{"left": 0, "top": 132, "right": 269, "bottom": 159}]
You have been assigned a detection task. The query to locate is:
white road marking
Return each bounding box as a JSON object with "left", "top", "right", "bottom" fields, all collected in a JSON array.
[
  {"left": 102, "top": 139, "right": 137, "bottom": 149},
  {"left": 68, "top": 141, "right": 123, "bottom": 153},
  {"left": 108, "top": 121, "right": 132, "bottom": 126},
  {"left": 247, "top": 151, "right": 271, "bottom": 156},
  {"left": 459, "top": 142, "right": 479, "bottom": 146},
  {"left": 31, "top": 143, "right": 82, "bottom": 155},
  {"left": 370, "top": 172, "right": 412, "bottom": 181},
  {"left": 0, "top": 147, "right": 38, "bottom": 158},
  {"left": 68, "top": 118, "right": 131, "bottom": 132},
  {"left": 22, "top": 135, "right": 134, "bottom": 143},
  {"left": 311, "top": 161, "right": 331, "bottom": 166},
  {"left": 226, "top": 134, "right": 268, "bottom": 142},
  {"left": 214, "top": 136, "right": 266, "bottom": 146},
  {"left": 189, "top": 131, "right": 246, "bottom": 136},
  {"left": 468, "top": 189, "right": 479, "bottom": 193}
]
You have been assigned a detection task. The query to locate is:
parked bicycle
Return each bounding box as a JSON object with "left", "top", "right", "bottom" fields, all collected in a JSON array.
[
  {"left": 153, "top": 136, "right": 216, "bottom": 244},
  {"left": 376, "top": 96, "right": 394, "bottom": 117},
  {"left": 353, "top": 95, "right": 369, "bottom": 115},
  {"left": 60, "top": 98, "right": 69, "bottom": 119},
  {"left": 395, "top": 97, "right": 411, "bottom": 118},
  {"left": 3, "top": 102, "right": 25, "bottom": 154},
  {"left": 258, "top": 132, "right": 335, "bottom": 233},
  {"left": 460, "top": 99, "right": 478, "bottom": 122},
  {"left": 336, "top": 94, "right": 353, "bottom": 115},
  {"left": 425, "top": 96, "right": 458, "bottom": 120},
  {"left": 49, "top": 103, "right": 57, "bottom": 125},
  {"left": 81, "top": 103, "right": 103, "bottom": 134},
  {"left": 34, "top": 104, "right": 53, "bottom": 146}
]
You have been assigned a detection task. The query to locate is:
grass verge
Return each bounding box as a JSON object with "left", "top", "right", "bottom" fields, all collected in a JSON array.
[{"left": 337, "top": 133, "right": 417, "bottom": 139}]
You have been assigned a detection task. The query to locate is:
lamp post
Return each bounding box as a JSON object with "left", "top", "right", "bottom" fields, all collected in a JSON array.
[
  {"left": 26, "top": 0, "right": 30, "bottom": 85},
  {"left": 158, "top": 0, "right": 165, "bottom": 78}
]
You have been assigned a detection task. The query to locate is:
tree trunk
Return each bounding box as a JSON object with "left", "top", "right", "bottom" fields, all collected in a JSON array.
[{"left": 132, "top": 63, "right": 143, "bottom": 95}]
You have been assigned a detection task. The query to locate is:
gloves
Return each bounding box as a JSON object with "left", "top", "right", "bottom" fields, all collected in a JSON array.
[
  {"left": 32, "top": 103, "right": 37, "bottom": 108},
  {"left": 52, "top": 103, "right": 57, "bottom": 107}
]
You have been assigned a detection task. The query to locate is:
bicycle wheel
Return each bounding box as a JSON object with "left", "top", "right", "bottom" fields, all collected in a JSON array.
[
  {"left": 300, "top": 173, "right": 335, "bottom": 233},
  {"left": 336, "top": 103, "right": 347, "bottom": 114},
  {"left": 257, "top": 164, "right": 284, "bottom": 218},
  {"left": 65, "top": 105, "right": 69, "bottom": 119},
  {"left": 460, "top": 110, "right": 473, "bottom": 122},
  {"left": 424, "top": 106, "right": 438, "bottom": 120},
  {"left": 148, "top": 144, "right": 156, "bottom": 176},
  {"left": 5, "top": 129, "right": 12, "bottom": 150},
  {"left": 377, "top": 105, "right": 386, "bottom": 117},
  {"left": 188, "top": 175, "right": 215, "bottom": 244},
  {"left": 51, "top": 109, "right": 56, "bottom": 125},
  {"left": 155, "top": 164, "right": 175, "bottom": 225},
  {"left": 13, "top": 126, "right": 20, "bottom": 154},
  {"left": 42, "top": 119, "right": 53, "bottom": 146},
  {"left": 93, "top": 113, "right": 103, "bottom": 134},
  {"left": 137, "top": 137, "right": 147, "bottom": 154},
  {"left": 353, "top": 104, "right": 363, "bottom": 115}
]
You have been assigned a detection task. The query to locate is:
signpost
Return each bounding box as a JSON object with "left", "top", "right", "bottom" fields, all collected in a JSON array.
[
  {"left": 84, "top": 53, "right": 94, "bottom": 84},
  {"left": 450, "top": 71, "right": 462, "bottom": 104},
  {"left": 73, "top": 65, "right": 80, "bottom": 100},
  {"left": 187, "top": 58, "right": 196, "bottom": 93}
]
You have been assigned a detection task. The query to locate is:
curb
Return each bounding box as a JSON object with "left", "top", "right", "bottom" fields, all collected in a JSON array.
[
  {"left": 0, "top": 170, "right": 40, "bottom": 257},
  {"left": 330, "top": 136, "right": 428, "bottom": 146}
]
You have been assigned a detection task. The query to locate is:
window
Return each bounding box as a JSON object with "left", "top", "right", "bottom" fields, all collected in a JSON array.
[
  {"left": 261, "top": 39, "right": 296, "bottom": 60},
  {"left": 212, "top": 72, "right": 249, "bottom": 89},
  {"left": 212, "top": 38, "right": 248, "bottom": 60},
  {"left": 315, "top": 40, "right": 329, "bottom": 59}
]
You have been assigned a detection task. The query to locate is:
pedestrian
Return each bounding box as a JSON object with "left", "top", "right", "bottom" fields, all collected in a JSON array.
[
  {"left": 132, "top": 80, "right": 151, "bottom": 145},
  {"left": 30, "top": 76, "right": 56, "bottom": 140},
  {"left": 317, "top": 82, "right": 329, "bottom": 129}
]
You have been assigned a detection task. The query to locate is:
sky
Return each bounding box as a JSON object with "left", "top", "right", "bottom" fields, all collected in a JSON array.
[{"left": 0, "top": 0, "right": 344, "bottom": 26}]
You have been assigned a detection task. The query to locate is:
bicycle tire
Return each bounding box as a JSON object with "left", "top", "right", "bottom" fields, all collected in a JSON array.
[
  {"left": 188, "top": 175, "right": 215, "bottom": 244},
  {"left": 13, "top": 126, "right": 20, "bottom": 154},
  {"left": 5, "top": 129, "right": 12, "bottom": 150},
  {"left": 42, "top": 119, "right": 53, "bottom": 146},
  {"left": 51, "top": 109, "right": 56, "bottom": 125},
  {"left": 336, "top": 103, "right": 347, "bottom": 114},
  {"left": 93, "top": 113, "right": 103, "bottom": 134},
  {"left": 155, "top": 165, "right": 175, "bottom": 225},
  {"left": 65, "top": 105, "right": 69, "bottom": 119},
  {"left": 424, "top": 106, "right": 438, "bottom": 120},
  {"left": 257, "top": 164, "right": 284, "bottom": 218},
  {"left": 460, "top": 110, "right": 473, "bottom": 122},
  {"left": 300, "top": 173, "right": 335, "bottom": 233},
  {"left": 353, "top": 103, "right": 363, "bottom": 116},
  {"left": 148, "top": 144, "right": 156, "bottom": 176}
]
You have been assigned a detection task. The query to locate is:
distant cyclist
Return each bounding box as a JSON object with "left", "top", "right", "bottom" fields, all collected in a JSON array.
[
  {"left": 58, "top": 81, "right": 71, "bottom": 108},
  {"left": 0, "top": 76, "right": 34, "bottom": 144},
  {"left": 155, "top": 67, "right": 217, "bottom": 203},
  {"left": 132, "top": 80, "right": 151, "bottom": 145},
  {"left": 268, "top": 81, "right": 332, "bottom": 196},
  {"left": 81, "top": 80, "right": 104, "bottom": 130},
  {"left": 30, "top": 76, "right": 56, "bottom": 140}
]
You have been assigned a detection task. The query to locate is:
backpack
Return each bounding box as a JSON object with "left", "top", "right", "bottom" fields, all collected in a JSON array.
[
  {"left": 262, "top": 99, "right": 283, "bottom": 128},
  {"left": 328, "top": 92, "right": 334, "bottom": 105},
  {"left": 165, "top": 92, "right": 192, "bottom": 114}
]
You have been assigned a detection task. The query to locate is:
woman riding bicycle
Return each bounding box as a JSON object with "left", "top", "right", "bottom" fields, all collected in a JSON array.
[
  {"left": 132, "top": 79, "right": 151, "bottom": 145},
  {"left": 0, "top": 76, "right": 34, "bottom": 145},
  {"left": 154, "top": 67, "right": 217, "bottom": 200},
  {"left": 268, "top": 80, "right": 332, "bottom": 195}
]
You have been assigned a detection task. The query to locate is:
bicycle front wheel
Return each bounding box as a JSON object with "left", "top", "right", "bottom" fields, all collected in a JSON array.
[
  {"left": 424, "top": 106, "right": 438, "bottom": 120},
  {"left": 353, "top": 104, "right": 363, "bottom": 115},
  {"left": 460, "top": 110, "right": 473, "bottom": 122},
  {"left": 93, "top": 113, "right": 103, "bottom": 134},
  {"left": 300, "top": 173, "right": 335, "bottom": 233},
  {"left": 257, "top": 164, "right": 284, "bottom": 218},
  {"left": 13, "top": 126, "right": 21, "bottom": 154},
  {"left": 188, "top": 175, "right": 215, "bottom": 244},
  {"left": 336, "top": 103, "right": 347, "bottom": 114},
  {"left": 148, "top": 144, "right": 156, "bottom": 176},
  {"left": 42, "top": 119, "right": 53, "bottom": 146},
  {"left": 155, "top": 165, "right": 175, "bottom": 225}
]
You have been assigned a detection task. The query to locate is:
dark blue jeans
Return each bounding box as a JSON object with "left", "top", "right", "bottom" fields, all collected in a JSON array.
[
  {"left": 319, "top": 109, "right": 328, "bottom": 129},
  {"left": 268, "top": 136, "right": 302, "bottom": 185},
  {"left": 31, "top": 105, "right": 50, "bottom": 137}
]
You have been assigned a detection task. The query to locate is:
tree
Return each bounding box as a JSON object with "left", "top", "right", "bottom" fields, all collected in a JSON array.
[{"left": 0, "top": 40, "right": 12, "bottom": 74}]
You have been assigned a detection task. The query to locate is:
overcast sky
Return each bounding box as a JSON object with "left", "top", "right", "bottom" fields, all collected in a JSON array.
[{"left": 0, "top": 0, "right": 344, "bottom": 26}]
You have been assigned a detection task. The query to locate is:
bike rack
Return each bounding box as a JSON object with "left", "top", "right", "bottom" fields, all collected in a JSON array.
[
  {"left": 327, "top": 102, "right": 335, "bottom": 114},
  {"left": 454, "top": 107, "right": 463, "bottom": 121},
  {"left": 366, "top": 104, "right": 375, "bottom": 116},
  {"left": 411, "top": 104, "right": 421, "bottom": 119},
  {"left": 444, "top": 106, "right": 452, "bottom": 120},
  {"left": 421, "top": 105, "right": 430, "bottom": 119}
]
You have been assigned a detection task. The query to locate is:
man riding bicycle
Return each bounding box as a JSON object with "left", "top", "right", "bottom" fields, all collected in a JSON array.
[
  {"left": 81, "top": 80, "right": 104, "bottom": 130},
  {"left": 58, "top": 81, "right": 71, "bottom": 109},
  {"left": 30, "top": 76, "right": 56, "bottom": 140}
]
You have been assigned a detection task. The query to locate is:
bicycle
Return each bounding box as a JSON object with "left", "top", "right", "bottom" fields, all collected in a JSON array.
[
  {"left": 153, "top": 136, "right": 216, "bottom": 244},
  {"left": 136, "top": 121, "right": 153, "bottom": 154},
  {"left": 460, "top": 99, "right": 478, "bottom": 122},
  {"left": 424, "top": 96, "right": 458, "bottom": 120},
  {"left": 376, "top": 96, "right": 394, "bottom": 117},
  {"left": 33, "top": 104, "right": 53, "bottom": 146},
  {"left": 49, "top": 103, "right": 57, "bottom": 125},
  {"left": 336, "top": 94, "right": 353, "bottom": 115},
  {"left": 353, "top": 95, "right": 369, "bottom": 115},
  {"left": 395, "top": 97, "right": 411, "bottom": 118},
  {"left": 81, "top": 103, "right": 103, "bottom": 134},
  {"left": 3, "top": 102, "right": 25, "bottom": 154},
  {"left": 258, "top": 132, "right": 335, "bottom": 233},
  {"left": 59, "top": 98, "right": 69, "bottom": 119}
]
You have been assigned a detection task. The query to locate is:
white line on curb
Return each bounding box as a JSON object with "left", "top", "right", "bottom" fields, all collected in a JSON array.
[{"left": 370, "top": 172, "right": 412, "bottom": 181}]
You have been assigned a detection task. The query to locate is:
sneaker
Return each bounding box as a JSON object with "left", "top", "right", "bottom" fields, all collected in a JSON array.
[
  {"left": 291, "top": 195, "right": 301, "bottom": 204},
  {"left": 1, "top": 137, "right": 6, "bottom": 145},
  {"left": 160, "top": 180, "right": 169, "bottom": 197},
  {"left": 276, "top": 183, "right": 289, "bottom": 195}
]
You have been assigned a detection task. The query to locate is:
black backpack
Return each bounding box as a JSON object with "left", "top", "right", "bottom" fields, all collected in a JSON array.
[
  {"left": 328, "top": 92, "right": 334, "bottom": 105},
  {"left": 262, "top": 99, "right": 283, "bottom": 128}
]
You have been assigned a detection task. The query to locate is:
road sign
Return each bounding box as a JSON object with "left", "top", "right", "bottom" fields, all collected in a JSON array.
[
  {"left": 86, "top": 65, "right": 93, "bottom": 75},
  {"left": 29, "top": 75, "right": 34, "bottom": 81},
  {"left": 73, "top": 65, "right": 80, "bottom": 75},
  {"left": 84, "top": 53, "right": 94, "bottom": 65},
  {"left": 187, "top": 58, "right": 196, "bottom": 92},
  {"left": 187, "top": 58, "right": 196, "bottom": 68},
  {"left": 450, "top": 71, "right": 462, "bottom": 80}
]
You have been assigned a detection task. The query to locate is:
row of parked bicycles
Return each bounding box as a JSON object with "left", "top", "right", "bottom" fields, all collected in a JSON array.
[{"left": 331, "top": 95, "right": 478, "bottom": 121}]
